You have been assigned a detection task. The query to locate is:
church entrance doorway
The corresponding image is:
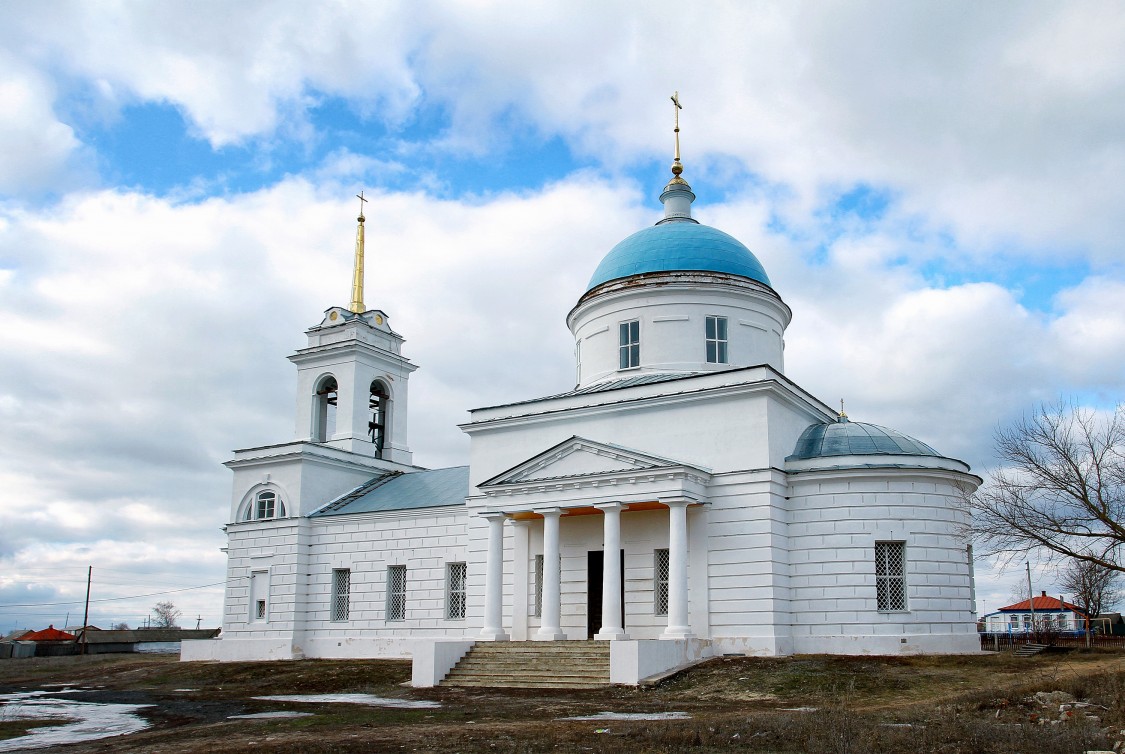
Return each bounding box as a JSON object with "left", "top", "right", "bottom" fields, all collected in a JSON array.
[{"left": 586, "top": 550, "right": 625, "bottom": 639}]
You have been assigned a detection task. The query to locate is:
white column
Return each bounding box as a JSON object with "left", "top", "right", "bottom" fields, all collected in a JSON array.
[
  {"left": 479, "top": 512, "right": 509, "bottom": 641},
  {"left": 595, "top": 502, "right": 627, "bottom": 640},
  {"left": 662, "top": 499, "right": 694, "bottom": 639},
  {"left": 535, "top": 508, "right": 567, "bottom": 640}
]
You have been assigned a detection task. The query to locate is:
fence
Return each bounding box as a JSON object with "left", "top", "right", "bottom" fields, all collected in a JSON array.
[{"left": 980, "top": 633, "right": 1125, "bottom": 651}]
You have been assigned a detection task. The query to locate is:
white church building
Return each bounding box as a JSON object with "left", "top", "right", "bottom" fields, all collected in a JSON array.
[{"left": 184, "top": 130, "right": 982, "bottom": 683}]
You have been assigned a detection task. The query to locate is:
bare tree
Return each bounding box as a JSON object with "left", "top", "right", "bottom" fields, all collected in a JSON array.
[
  {"left": 110, "top": 621, "right": 130, "bottom": 630},
  {"left": 151, "top": 600, "right": 182, "bottom": 628},
  {"left": 1060, "top": 559, "right": 1121, "bottom": 643},
  {"left": 972, "top": 402, "right": 1125, "bottom": 572}
]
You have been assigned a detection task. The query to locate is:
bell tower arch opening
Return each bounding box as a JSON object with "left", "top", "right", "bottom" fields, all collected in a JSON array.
[
  {"left": 369, "top": 380, "right": 390, "bottom": 458},
  {"left": 313, "top": 375, "right": 338, "bottom": 442}
]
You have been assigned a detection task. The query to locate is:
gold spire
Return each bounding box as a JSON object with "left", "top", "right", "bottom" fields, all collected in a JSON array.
[
  {"left": 348, "top": 191, "right": 368, "bottom": 314},
  {"left": 669, "top": 91, "right": 687, "bottom": 185}
]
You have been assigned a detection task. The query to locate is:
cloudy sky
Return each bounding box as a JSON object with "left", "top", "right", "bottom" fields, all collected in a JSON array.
[{"left": 1, "top": 1, "right": 1123, "bottom": 631}]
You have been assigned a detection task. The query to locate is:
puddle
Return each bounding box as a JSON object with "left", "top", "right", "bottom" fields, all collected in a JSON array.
[
  {"left": 779, "top": 707, "right": 818, "bottom": 712},
  {"left": 229, "top": 711, "right": 316, "bottom": 720},
  {"left": 0, "top": 692, "right": 152, "bottom": 751},
  {"left": 253, "top": 694, "right": 440, "bottom": 709},
  {"left": 559, "top": 711, "right": 691, "bottom": 721},
  {"left": 173, "top": 689, "right": 198, "bottom": 692}
]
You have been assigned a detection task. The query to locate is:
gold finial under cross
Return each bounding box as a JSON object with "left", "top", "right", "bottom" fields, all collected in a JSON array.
[
  {"left": 839, "top": 399, "right": 848, "bottom": 420},
  {"left": 356, "top": 190, "right": 368, "bottom": 222}
]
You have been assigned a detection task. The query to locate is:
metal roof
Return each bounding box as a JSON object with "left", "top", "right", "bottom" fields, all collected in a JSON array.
[
  {"left": 475, "top": 372, "right": 696, "bottom": 411},
  {"left": 309, "top": 466, "right": 469, "bottom": 517},
  {"left": 788, "top": 419, "right": 942, "bottom": 460},
  {"left": 587, "top": 222, "right": 771, "bottom": 291}
]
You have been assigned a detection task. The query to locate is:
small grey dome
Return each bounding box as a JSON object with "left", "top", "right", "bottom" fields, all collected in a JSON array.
[{"left": 788, "top": 419, "right": 941, "bottom": 460}]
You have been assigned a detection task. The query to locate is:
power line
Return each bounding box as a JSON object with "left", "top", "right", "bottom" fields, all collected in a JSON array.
[{"left": 0, "top": 580, "right": 229, "bottom": 608}]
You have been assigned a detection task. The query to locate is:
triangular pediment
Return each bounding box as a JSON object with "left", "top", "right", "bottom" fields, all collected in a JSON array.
[{"left": 480, "top": 436, "right": 702, "bottom": 487}]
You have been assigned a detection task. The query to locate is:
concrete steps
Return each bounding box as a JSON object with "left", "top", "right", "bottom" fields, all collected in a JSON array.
[
  {"left": 442, "top": 640, "right": 611, "bottom": 689},
  {"left": 1014, "top": 642, "right": 1048, "bottom": 657}
]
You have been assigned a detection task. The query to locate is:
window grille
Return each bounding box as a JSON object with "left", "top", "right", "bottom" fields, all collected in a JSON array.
[
  {"left": 705, "top": 316, "right": 728, "bottom": 364},
  {"left": 874, "top": 542, "right": 907, "bottom": 611},
  {"left": 387, "top": 565, "right": 407, "bottom": 621},
  {"left": 446, "top": 562, "right": 467, "bottom": 620},
  {"left": 533, "top": 554, "right": 544, "bottom": 617},
  {"left": 255, "top": 600, "right": 266, "bottom": 619},
  {"left": 619, "top": 320, "right": 640, "bottom": 369},
  {"left": 331, "top": 568, "right": 351, "bottom": 621},
  {"left": 654, "top": 548, "right": 670, "bottom": 616}
]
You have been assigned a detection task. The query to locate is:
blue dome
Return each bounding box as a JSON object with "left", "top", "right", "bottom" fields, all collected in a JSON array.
[
  {"left": 788, "top": 420, "right": 942, "bottom": 461},
  {"left": 587, "top": 222, "right": 771, "bottom": 292}
]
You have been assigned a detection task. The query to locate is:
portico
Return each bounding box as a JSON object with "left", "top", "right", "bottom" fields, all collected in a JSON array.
[{"left": 470, "top": 436, "right": 710, "bottom": 643}]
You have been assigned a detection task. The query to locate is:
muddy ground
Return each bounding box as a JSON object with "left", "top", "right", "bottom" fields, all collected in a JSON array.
[{"left": 1, "top": 650, "right": 1124, "bottom": 753}]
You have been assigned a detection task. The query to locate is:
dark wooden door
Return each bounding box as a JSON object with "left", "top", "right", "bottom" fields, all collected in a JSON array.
[{"left": 587, "top": 550, "right": 625, "bottom": 639}]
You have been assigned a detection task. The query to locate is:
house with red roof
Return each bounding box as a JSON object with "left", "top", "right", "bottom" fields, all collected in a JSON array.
[
  {"left": 981, "top": 592, "right": 1087, "bottom": 634},
  {"left": 15, "top": 625, "right": 76, "bottom": 642}
]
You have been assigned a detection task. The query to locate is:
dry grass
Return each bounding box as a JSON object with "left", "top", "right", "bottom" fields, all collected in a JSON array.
[{"left": 1, "top": 650, "right": 1123, "bottom": 752}]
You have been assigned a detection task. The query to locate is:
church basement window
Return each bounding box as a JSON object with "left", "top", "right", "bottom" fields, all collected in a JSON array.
[
  {"left": 619, "top": 320, "right": 640, "bottom": 369},
  {"left": 331, "top": 568, "right": 351, "bottom": 621},
  {"left": 654, "top": 548, "right": 670, "bottom": 616},
  {"left": 875, "top": 542, "right": 907, "bottom": 611},
  {"left": 705, "top": 315, "right": 728, "bottom": 364},
  {"left": 249, "top": 570, "right": 269, "bottom": 623},
  {"left": 387, "top": 565, "right": 407, "bottom": 621},
  {"left": 446, "top": 562, "right": 467, "bottom": 620}
]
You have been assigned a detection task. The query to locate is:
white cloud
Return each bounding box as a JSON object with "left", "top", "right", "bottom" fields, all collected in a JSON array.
[
  {"left": 0, "top": 53, "right": 81, "bottom": 194},
  {"left": 5, "top": 2, "right": 1123, "bottom": 259}
]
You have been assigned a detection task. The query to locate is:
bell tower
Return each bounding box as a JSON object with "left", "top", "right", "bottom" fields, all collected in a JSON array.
[{"left": 289, "top": 193, "right": 416, "bottom": 464}]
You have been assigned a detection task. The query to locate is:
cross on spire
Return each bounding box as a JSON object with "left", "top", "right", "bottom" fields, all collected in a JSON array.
[
  {"left": 670, "top": 91, "right": 685, "bottom": 181},
  {"left": 356, "top": 190, "right": 368, "bottom": 222}
]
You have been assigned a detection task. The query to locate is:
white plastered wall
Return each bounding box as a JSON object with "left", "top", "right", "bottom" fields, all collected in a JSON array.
[{"left": 786, "top": 467, "right": 980, "bottom": 655}]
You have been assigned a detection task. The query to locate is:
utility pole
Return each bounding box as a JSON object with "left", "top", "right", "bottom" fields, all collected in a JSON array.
[
  {"left": 81, "top": 566, "right": 92, "bottom": 655},
  {"left": 195, "top": 615, "right": 202, "bottom": 630},
  {"left": 1026, "top": 562, "right": 1036, "bottom": 639}
]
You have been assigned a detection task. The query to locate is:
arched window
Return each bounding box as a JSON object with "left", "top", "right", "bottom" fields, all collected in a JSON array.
[
  {"left": 369, "top": 381, "right": 389, "bottom": 458},
  {"left": 313, "top": 375, "right": 338, "bottom": 442},
  {"left": 243, "top": 490, "right": 287, "bottom": 521}
]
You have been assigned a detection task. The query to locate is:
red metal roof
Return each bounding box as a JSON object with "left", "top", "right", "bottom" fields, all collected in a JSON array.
[
  {"left": 999, "top": 592, "right": 1085, "bottom": 615},
  {"left": 17, "top": 625, "right": 76, "bottom": 642}
]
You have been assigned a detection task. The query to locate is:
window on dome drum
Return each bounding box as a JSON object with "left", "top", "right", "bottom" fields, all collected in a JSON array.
[
  {"left": 875, "top": 542, "right": 907, "bottom": 611},
  {"left": 331, "top": 569, "right": 350, "bottom": 622},
  {"left": 446, "top": 562, "right": 467, "bottom": 620},
  {"left": 705, "top": 316, "right": 728, "bottom": 364},
  {"left": 387, "top": 565, "right": 407, "bottom": 621},
  {"left": 654, "top": 548, "right": 670, "bottom": 616},
  {"left": 314, "top": 375, "right": 338, "bottom": 442},
  {"left": 532, "top": 554, "right": 544, "bottom": 617},
  {"left": 619, "top": 320, "right": 640, "bottom": 369},
  {"left": 369, "top": 381, "right": 389, "bottom": 458}
]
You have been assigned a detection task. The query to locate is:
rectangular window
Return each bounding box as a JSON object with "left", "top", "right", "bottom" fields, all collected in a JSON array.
[
  {"left": 533, "top": 554, "right": 544, "bottom": 618},
  {"left": 249, "top": 570, "right": 268, "bottom": 623},
  {"left": 619, "top": 320, "right": 640, "bottom": 369},
  {"left": 387, "top": 565, "right": 407, "bottom": 622},
  {"left": 705, "top": 316, "right": 728, "bottom": 364},
  {"left": 446, "top": 562, "right": 467, "bottom": 620},
  {"left": 874, "top": 542, "right": 907, "bottom": 611},
  {"left": 331, "top": 568, "right": 351, "bottom": 622},
  {"left": 654, "top": 548, "right": 670, "bottom": 616}
]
